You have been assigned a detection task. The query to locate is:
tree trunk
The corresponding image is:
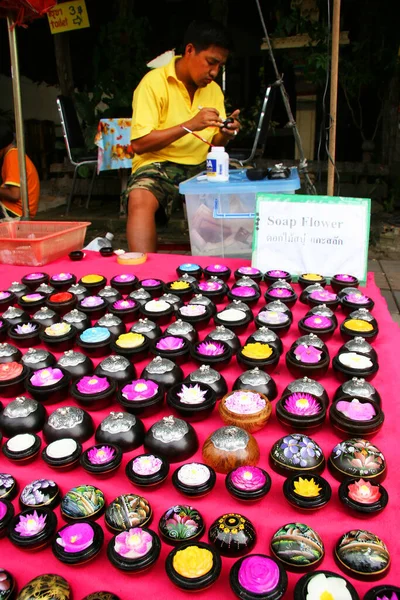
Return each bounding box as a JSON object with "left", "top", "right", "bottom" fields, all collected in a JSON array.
[
  {"left": 54, "top": 32, "right": 74, "bottom": 97},
  {"left": 381, "top": 70, "right": 400, "bottom": 166}
]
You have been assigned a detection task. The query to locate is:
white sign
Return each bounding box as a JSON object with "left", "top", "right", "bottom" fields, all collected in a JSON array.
[{"left": 252, "top": 194, "right": 370, "bottom": 283}]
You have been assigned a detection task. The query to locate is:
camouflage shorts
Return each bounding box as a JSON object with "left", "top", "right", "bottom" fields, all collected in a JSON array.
[{"left": 121, "top": 161, "right": 205, "bottom": 219}]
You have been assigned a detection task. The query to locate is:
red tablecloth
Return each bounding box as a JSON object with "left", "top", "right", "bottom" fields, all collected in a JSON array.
[{"left": 0, "top": 252, "right": 399, "bottom": 598}]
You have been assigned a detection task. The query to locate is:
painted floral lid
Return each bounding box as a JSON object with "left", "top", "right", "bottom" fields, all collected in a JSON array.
[
  {"left": 330, "top": 438, "right": 385, "bottom": 480},
  {"left": 270, "top": 434, "right": 324, "bottom": 472}
]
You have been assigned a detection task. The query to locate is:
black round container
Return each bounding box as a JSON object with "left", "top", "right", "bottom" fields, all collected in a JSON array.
[
  {"left": 43, "top": 406, "right": 94, "bottom": 443},
  {"left": 95, "top": 411, "right": 145, "bottom": 452},
  {"left": 167, "top": 381, "right": 217, "bottom": 421},
  {"left": 283, "top": 472, "right": 332, "bottom": 511},
  {"left": 117, "top": 379, "right": 165, "bottom": 418},
  {"left": 0, "top": 396, "right": 46, "bottom": 437},
  {"left": 8, "top": 321, "right": 42, "bottom": 347},
  {"left": 25, "top": 366, "right": 71, "bottom": 404},
  {"left": 80, "top": 443, "right": 123, "bottom": 477},
  {"left": 0, "top": 363, "right": 29, "bottom": 398},
  {"left": 56, "top": 350, "right": 94, "bottom": 382},
  {"left": 39, "top": 323, "right": 77, "bottom": 352},
  {"left": 107, "top": 527, "right": 161, "bottom": 572},
  {"left": 110, "top": 273, "right": 138, "bottom": 295},
  {"left": 71, "top": 375, "right": 116, "bottom": 411},
  {"left": 151, "top": 335, "right": 191, "bottom": 365},
  {"left": 125, "top": 453, "right": 169, "bottom": 488}
]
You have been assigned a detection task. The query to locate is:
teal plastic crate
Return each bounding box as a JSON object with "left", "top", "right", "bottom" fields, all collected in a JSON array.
[{"left": 179, "top": 168, "right": 300, "bottom": 259}]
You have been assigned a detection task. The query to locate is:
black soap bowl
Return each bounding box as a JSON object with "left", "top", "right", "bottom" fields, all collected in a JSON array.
[
  {"left": 117, "top": 379, "right": 165, "bottom": 418},
  {"left": 283, "top": 472, "right": 331, "bottom": 511},
  {"left": 25, "top": 366, "right": 71, "bottom": 404},
  {"left": 167, "top": 381, "right": 217, "bottom": 421},
  {"left": 8, "top": 506, "right": 57, "bottom": 551},
  {"left": 151, "top": 335, "right": 191, "bottom": 365},
  {"left": 71, "top": 375, "right": 116, "bottom": 411},
  {"left": 190, "top": 339, "right": 232, "bottom": 370}
]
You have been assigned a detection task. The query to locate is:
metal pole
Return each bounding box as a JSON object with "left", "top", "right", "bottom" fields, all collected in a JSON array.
[
  {"left": 6, "top": 13, "right": 30, "bottom": 220},
  {"left": 327, "top": 0, "right": 341, "bottom": 196}
]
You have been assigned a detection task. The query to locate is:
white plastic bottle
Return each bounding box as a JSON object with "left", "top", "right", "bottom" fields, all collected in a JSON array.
[
  {"left": 206, "top": 146, "right": 229, "bottom": 182},
  {"left": 84, "top": 232, "right": 114, "bottom": 251}
]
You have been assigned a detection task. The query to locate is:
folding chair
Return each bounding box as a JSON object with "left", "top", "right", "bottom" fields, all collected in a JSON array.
[{"left": 56, "top": 95, "right": 98, "bottom": 215}]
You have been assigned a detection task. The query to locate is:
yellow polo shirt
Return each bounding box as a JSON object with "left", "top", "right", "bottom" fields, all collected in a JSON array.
[{"left": 130, "top": 56, "right": 226, "bottom": 172}]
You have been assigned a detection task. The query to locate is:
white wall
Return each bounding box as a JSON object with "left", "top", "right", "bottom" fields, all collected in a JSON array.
[{"left": 0, "top": 74, "right": 61, "bottom": 125}]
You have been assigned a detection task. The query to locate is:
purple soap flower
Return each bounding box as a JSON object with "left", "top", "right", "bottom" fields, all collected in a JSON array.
[
  {"left": 0, "top": 501, "right": 7, "bottom": 520},
  {"left": 141, "top": 279, "right": 161, "bottom": 287},
  {"left": 284, "top": 392, "right": 321, "bottom": 415},
  {"left": 231, "top": 466, "right": 266, "bottom": 491},
  {"left": 335, "top": 274, "right": 356, "bottom": 282},
  {"left": 87, "top": 445, "right": 115, "bottom": 464},
  {"left": 238, "top": 555, "right": 280, "bottom": 594},
  {"left": 303, "top": 315, "right": 332, "bottom": 329},
  {"left": 30, "top": 367, "right": 64, "bottom": 387},
  {"left": 206, "top": 264, "right": 229, "bottom": 273},
  {"left": 377, "top": 595, "right": 399, "bottom": 600},
  {"left": 258, "top": 311, "right": 288, "bottom": 325},
  {"left": 22, "top": 293, "right": 44, "bottom": 302},
  {"left": 156, "top": 336, "right": 185, "bottom": 351},
  {"left": 57, "top": 522, "right": 94, "bottom": 553},
  {"left": 15, "top": 322, "right": 37, "bottom": 334},
  {"left": 113, "top": 274, "right": 136, "bottom": 283},
  {"left": 76, "top": 375, "right": 110, "bottom": 395},
  {"left": 15, "top": 510, "right": 47, "bottom": 537},
  {"left": 336, "top": 398, "right": 376, "bottom": 421},
  {"left": 113, "top": 298, "right": 136, "bottom": 310},
  {"left": 231, "top": 286, "right": 256, "bottom": 297},
  {"left": 25, "top": 273, "right": 45, "bottom": 280},
  {"left": 196, "top": 341, "right": 225, "bottom": 356},
  {"left": 198, "top": 281, "right": 222, "bottom": 292},
  {"left": 122, "top": 379, "right": 159, "bottom": 401},
  {"left": 52, "top": 273, "right": 73, "bottom": 281},
  {"left": 294, "top": 344, "right": 322, "bottom": 364},
  {"left": 238, "top": 267, "right": 260, "bottom": 275},
  {"left": 132, "top": 454, "right": 162, "bottom": 475},
  {"left": 309, "top": 289, "right": 337, "bottom": 302},
  {"left": 0, "top": 292, "right": 11, "bottom": 300},
  {"left": 345, "top": 292, "right": 370, "bottom": 304},
  {"left": 267, "top": 270, "right": 289, "bottom": 278},
  {"left": 114, "top": 527, "right": 153, "bottom": 558},
  {"left": 81, "top": 296, "right": 104, "bottom": 308},
  {"left": 268, "top": 288, "right": 292, "bottom": 298}
]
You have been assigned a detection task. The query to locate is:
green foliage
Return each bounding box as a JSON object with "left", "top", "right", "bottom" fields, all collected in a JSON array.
[{"left": 74, "top": 8, "right": 151, "bottom": 151}]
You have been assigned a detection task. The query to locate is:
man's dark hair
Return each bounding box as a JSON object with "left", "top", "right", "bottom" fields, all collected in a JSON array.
[
  {"left": 183, "top": 20, "right": 233, "bottom": 53},
  {"left": 0, "top": 118, "right": 14, "bottom": 150}
]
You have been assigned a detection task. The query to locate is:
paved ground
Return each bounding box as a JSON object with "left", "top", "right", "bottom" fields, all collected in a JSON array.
[{"left": 40, "top": 195, "right": 400, "bottom": 325}]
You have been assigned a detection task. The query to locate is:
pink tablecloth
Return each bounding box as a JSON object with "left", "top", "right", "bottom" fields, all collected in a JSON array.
[{"left": 0, "top": 252, "right": 399, "bottom": 598}]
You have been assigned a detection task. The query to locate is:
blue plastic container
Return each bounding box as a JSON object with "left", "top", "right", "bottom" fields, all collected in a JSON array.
[{"left": 179, "top": 168, "right": 300, "bottom": 259}]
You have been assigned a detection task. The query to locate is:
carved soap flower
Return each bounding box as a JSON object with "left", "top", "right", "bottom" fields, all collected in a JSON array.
[
  {"left": 144, "top": 300, "right": 170, "bottom": 312},
  {"left": 344, "top": 319, "right": 374, "bottom": 332},
  {"left": 230, "top": 466, "right": 266, "bottom": 491},
  {"left": 156, "top": 336, "right": 185, "bottom": 351},
  {"left": 268, "top": 287, "right": 292, "bottom": 298},
  {"left": 177, "top": 384, "right": 208, "bottom": 405},
  {"left": 50, "top": 292, "right": 73, "bottom": 303},
  {"left": 122, "top": 379, "right": 158, "bottom": 401},
  {"left": 225, "top": 391, "right": 266, "bottom": 414},
  {"left": 335, "top": 274, "right": 356, "bottom": 282},
  {"left": 132, "top": 454, "right": 162, "bottom": 475},
  {"left": 293, "top": 477, "right": 322, "bottom": 497},
  {"left": 348, "top": 479, "right": 381, "bottom": 504},
  {"left": 114, "top": 527, "right": 153, "bottom": 559},
  {"left": 116, "top": 333, "right": 145, "bottom": 348},
  {"left": 170, "top": 281, "right": 190, "bottom": 290},
  {"left": 15, "top": 322, "right": 38, "bottom": 334},
  {"left": 180, "top": 305, "right": 206, "bottom": 316},
  {"left": 113, "top": 298, "right": 136, "bottom": 310},
  {"left": 81, "top": 274, "right": 103, "bottom": 284},
  {"left": 52, "top": 272, "right": 73, "bottom": 281},
  {"left": 345, "top": 292, "right": 370, "bottom": 304},
  {"left": 309, "top": 289, "right": 337, "bottom": 302},
  {"left": 21, "top": 293, "right": 44, "bottom": 303},
  {"left": 196, "top": 341, "right": 225, "bottom": 356},
  {"left": 76, "top": 375, "right": 110, "bottom": 395},
  {"left": 267, "top": 270, "right": 288, "bottom": 278},
  {"left": 305, "top": 573, "right": 353, "bottom": 600},
  {"left": 207, "top": 264, "right": 228, "bottom": 273},
  {"left": 57, "top": 522, "right": 94, "bottom": 553},
  {"left": 80, "top": 327, "right": 110, "bottom": 343},
  {"left": 294, "top": 344, "right": 322, "bottom": 364},
  {"left": 30, "top": 367, "right": 63, "bottom": 387},
  {"left": 173, "top": 545, "right": 213, "bottom": 578},
  {"left": 302, "top": 273, "right": 323, "bottom": 281},
  {"left": 336, "top": 398, "right": 376, "bottom": 421},
  {"left": 238, "top": 555, "right": 280, "bottom": 594},
  {"left": 0, "top": 291, "right": 11, "bottom": 300},
  {"left": 44, "top": 322, "right": 71, "bottom": 337},
  {"left": 376, "top": 594, "right": 399, "bottom": 600},
  {"left": 0, "top": 362, "right": 23, "bottom": 381},
  {"left": 242, "top": 342, "right": 273, "bottom": 360},
  {"left": 0, "top": 501, "right": 7, "bottom": 520},
  {"left": 15, "top": 510, "right": 47, "bottom": 537},
  {"left": 303, "top": 315, "right": 332, "bottom": 329},
  {"left": 87, "top": 445, "right": 115, "bottom": 465},
  {"left": 284, "top": 392, "right": 321, "bottom": 415},
  {"left": 231, "top": 286, "right": 256, "bottom": 298},
  {"left": 198, "top": 281, "right": 222, "bottom": 292},
  {"left": 338, "top": 352, "right": 373, "bottom": 370},
  {"left": 238, "top": 267, "right": 260, "bottom": 275},
  {"left": 258, "top": 311, "right": 289, "bottom": 325}
]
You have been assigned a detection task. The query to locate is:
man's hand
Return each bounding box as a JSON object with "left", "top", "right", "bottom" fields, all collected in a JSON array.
[
  {"left": 220, "top": 109, "right": 240, "bottom": 139},
  {"left": 185, "top": 107, "right": 223, "bottom": 132}
]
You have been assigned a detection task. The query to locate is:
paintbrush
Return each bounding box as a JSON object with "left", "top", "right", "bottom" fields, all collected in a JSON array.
[{"left": 181, "top": 125, "right": 215, "bottom": 147}]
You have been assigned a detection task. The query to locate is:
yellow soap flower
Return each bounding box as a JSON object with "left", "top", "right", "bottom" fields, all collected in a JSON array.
[
  {"left": 173, "top": 546, "right": 213, "bottom": 578},
  {"left": 242, "top": 342, "right": 273, "bottom": 360},
  {"left": 116, "top": 333, "right": 145, "bottom": 348},
  {"left": 170, "top": 281, "right": 190, "bottom": 290},
  {"left": 293, "top": 477, "right": 322, "bottom": 497},
  {"left": 344, "top": 319, "right": 374, "bottom": 332},
  {"left": 302, "top": 273, "right": 323, "bottom": 280},
  {"left": 81, "top": 274, "right": 103, "bottom": 284}
]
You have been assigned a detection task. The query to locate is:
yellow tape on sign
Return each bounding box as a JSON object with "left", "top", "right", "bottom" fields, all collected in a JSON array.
[{"left": 48, "top": 0, "right": 90, "bottom": 34}]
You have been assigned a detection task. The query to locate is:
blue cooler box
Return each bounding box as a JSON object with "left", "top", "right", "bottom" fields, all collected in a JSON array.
[{"left": 179, "top": 168, "right": 300, "bottom": 259}]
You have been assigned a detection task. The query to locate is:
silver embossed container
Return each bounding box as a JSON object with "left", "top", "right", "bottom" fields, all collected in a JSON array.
[
  {"left": 43, "top": 406, "right": 94, "bottom": 443},
  {"left": 0, "top": 396, "right": 46, "bottom": 437},
  {"left": 95, "top": 411, "right": 145, "bottom": 452},
  {"left": 144, "top": 415, "right": 198, "bottom": 462}
]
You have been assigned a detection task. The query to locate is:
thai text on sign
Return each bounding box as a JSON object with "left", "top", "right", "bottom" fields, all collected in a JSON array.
[{"left": 47, "top": 0, "right": 89, "bottom": 34}]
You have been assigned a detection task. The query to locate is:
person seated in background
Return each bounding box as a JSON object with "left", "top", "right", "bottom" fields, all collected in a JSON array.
[
  {"left": 0, "top": 117, "right": 40, "bottom": 220},
  {"left": 123, "top": 19, "right": 240, "bottom": 253}
]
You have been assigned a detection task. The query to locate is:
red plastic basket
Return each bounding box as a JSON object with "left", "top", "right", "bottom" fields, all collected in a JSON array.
[{"left": 0, "top": 221, "right": 91, "bottom": 266}]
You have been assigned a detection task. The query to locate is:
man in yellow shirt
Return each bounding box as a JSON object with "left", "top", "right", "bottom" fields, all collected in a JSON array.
[{"left": 123, "top": 20, "right": 240, "bottom": 252}]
